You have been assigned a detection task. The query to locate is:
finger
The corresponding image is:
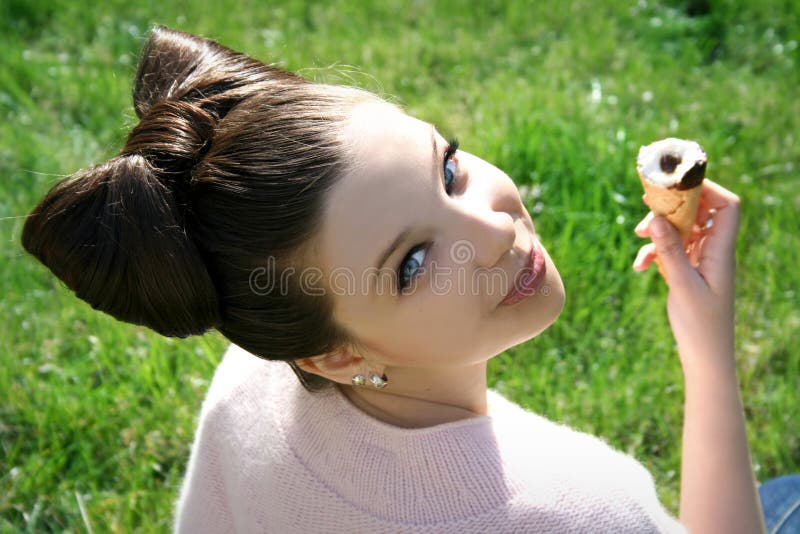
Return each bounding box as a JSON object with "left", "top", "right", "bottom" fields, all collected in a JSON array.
[
  {"left": 635, "top": 212, "right": 654, "bottom": 237},
  {"left": 698, "top": 191, "right": 740, "bottom": 264},
  {"left": 695, "top": 202, "right": 716, "bottom": 228},
  {"left": 687, "top": 235, "right": 707, "bottom": 268},
  {"left": 648, "top": 216, "right": 699, "bottom": 291},
  {"left": 688, "top": 206, "right": 717, "bottom": 242},
  {"left": 633, "top": 242, "right": 657, "bottom": 271},
  {"left": 699, "top": 178, "right": 741, "bottom": 211},
  {"left": 689, "top": 180, "right": 740, "bottom": 282}
]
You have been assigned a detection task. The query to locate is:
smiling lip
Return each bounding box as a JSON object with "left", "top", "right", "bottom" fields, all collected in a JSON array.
[{"left": 500, "top": 236, "right": 547, "bottom": 306}]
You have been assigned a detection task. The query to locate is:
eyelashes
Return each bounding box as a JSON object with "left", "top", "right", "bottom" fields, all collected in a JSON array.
[
  {"left": 444, "top": 138, "right": 459, "bottom": 162},
  {"left": 443, "top": 138, "right": 459, "bottom": 195}
]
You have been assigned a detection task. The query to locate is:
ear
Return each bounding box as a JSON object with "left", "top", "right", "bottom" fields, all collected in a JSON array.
[{"left": 295, "top": 349, "right": 380, "bottom": 386}]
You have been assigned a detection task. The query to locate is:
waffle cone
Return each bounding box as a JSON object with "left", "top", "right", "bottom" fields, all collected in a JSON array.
[{"left": 638, "top": 173, "right": 702, "bottom": 246}]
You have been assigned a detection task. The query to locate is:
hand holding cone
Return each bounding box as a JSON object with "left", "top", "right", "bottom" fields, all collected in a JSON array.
[
  {"left": 637, "top": 138, "right": 706, "bottom": 245},
  {"left": 636, "top": 138, "right": 707, "bottom": 280}
]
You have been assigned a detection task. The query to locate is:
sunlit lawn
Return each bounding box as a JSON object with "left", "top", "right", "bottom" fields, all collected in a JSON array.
[{"left": 1, "top": 1, "right": 798, "bottom": 530}]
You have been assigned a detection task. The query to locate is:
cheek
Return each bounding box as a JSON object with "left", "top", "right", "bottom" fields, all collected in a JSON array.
[
  {"left": 393, "top": 295, "right": 484, "bottom": 360},
  {"left": 338, "top": 268, "right": 494, "bottom": 366}
]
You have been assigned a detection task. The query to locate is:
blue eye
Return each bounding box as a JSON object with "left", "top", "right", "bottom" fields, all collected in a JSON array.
[
  {"left": 442, "top": 138, "right": 459, "bottom": 195},
  {"left": 444, "top": 159, "right": 457, "bottom": 194},
  {"left": 398, "top": 244, "right": 426, "bottom": 292},
  {"left": 396, "top": 137, "right": 460, "bottom": 293}
]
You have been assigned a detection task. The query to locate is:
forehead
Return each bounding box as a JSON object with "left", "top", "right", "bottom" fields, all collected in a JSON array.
[
  {"left": 315, "top": 101, "right": 434, "bottom": 307},
  {"left": 344, "top": 101, "right": 432, "bottom": 169}
]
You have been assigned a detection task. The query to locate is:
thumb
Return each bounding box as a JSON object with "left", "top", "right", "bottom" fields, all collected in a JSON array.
[{"left": 648, "top": 216, "right": 696, "bottom": 290}]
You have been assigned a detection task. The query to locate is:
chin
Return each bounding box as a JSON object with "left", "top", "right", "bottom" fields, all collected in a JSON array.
[
  {"left": 521, "top": 269, "right": 565, "bottom": 342},
  {"left": 525, "top": 310, "right": 561, "bottom": 342}
]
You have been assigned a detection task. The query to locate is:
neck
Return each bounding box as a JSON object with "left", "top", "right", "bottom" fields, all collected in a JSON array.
[{"left": 338, "top": 361, "right": 489, "bottom": 428}]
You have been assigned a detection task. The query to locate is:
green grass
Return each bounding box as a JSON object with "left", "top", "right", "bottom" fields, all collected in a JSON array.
[{"left": 2, "top": 0, "right": 798, "bottom": 530}]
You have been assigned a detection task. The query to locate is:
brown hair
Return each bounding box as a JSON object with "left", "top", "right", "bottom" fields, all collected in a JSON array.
[{"left": 21, "top": 26, "right": 376, "bottom": 390}]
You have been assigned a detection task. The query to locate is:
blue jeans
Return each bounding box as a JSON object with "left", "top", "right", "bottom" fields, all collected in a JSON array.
[{"left": 759, "top": 475, "right": 800, "bottom": 533}]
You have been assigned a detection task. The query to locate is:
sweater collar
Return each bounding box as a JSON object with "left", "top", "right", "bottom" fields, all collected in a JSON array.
[{"left": 270, "top": 362, "right": 521, "bottom": 523}]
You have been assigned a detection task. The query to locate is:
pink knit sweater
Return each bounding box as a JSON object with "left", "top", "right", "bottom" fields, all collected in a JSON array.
[{"left": 174, "top": 344, "right": 686, "bottom": 533}]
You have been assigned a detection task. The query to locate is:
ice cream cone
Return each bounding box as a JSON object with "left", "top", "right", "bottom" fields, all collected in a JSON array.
[{"left": 638, "top": 174, "right": 703, "bottom": 246}]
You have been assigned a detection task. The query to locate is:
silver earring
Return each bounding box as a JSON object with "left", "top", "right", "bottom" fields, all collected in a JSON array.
[
  {"left": 351, "top": 374, "right": 366, "bottom": 387},
  {"left": 369, "top": 373, "right": 388, "bottom": 389}
]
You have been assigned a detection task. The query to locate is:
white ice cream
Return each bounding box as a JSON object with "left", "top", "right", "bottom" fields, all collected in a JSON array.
[{"left": 636, "top": 138, "right": 706, "bottom": 187}]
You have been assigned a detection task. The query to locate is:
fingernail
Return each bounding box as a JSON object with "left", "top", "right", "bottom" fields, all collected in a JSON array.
[{"left": 650, "top": 217, "right": 667, "bottom": 238}]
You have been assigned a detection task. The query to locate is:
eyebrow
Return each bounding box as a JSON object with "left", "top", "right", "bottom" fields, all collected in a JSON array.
[{"left": 372, "top": 126, "right": 439, "bottom": 285}]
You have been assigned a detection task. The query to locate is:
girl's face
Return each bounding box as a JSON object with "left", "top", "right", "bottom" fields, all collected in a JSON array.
[{"left": 312, "top": 101, "right": 564, "bottom": 369}]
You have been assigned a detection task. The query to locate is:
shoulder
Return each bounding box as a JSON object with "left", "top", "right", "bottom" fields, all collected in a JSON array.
[
  {"left": 488, "top": 389, "right": 651, "bottom": 481},
  {"left": 191, "top": 344, "right": 296, "bottom": 446},
  {"left": 487, "top": 390, "right": 686, "bottom": 533},
  {"left": 174, "top": 345, "right": 298, "bottom": 531},
  {"left": 200, "top": 344, "right": 288, "bottom": 411}
]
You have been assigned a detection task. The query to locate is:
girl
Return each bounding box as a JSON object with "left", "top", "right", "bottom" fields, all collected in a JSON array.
[{"left": 22, "top": 27, "right": 778, "bottom": 533}]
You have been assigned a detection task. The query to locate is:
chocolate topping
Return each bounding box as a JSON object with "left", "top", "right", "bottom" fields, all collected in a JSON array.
[
  {"left": 676, "top": 160, "right": 707, "bottom": 190},
  {"left": 659, "top": 153, "right": 681, "bottom": 174}
]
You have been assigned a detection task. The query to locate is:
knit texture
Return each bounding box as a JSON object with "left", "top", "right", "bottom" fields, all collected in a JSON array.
[{"left": 174, "top": 344, "right": 687, "bottom": 533}]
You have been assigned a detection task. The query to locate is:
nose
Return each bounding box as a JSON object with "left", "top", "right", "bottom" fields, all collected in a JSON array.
[
  {"left": 451, "top": 152, "right": 520, "bottom": 269},
  {"left": 452, "top": 201, "right": 516, "bottom": 270}
]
